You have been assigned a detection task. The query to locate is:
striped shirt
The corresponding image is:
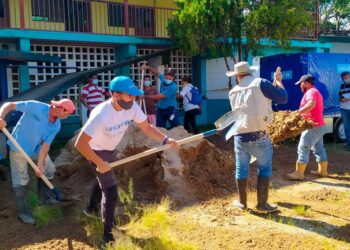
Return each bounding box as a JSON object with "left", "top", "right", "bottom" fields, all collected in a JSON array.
[
  {"left": 338, "top": 83, "right": 350, "bottom": 110},
  {"left": 81, "top": 83, "right": 109, "bottom": 109}
]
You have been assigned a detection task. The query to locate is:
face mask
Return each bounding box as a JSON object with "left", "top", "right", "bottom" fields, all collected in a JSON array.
[
  {"left": 144, "top": 81, "right": 151, "bottom": 87},
  {"left": 164, "top": 79, "right": 173, "bottom": 85},
  {"left": 117, "top": 99, "right": 133, "bottom": 110},
  {"left": 344, "top": 78, "right": 350, "bottom": 84},
  {"left": 92, "top": 79, "right": 98, "bottom": 85}
]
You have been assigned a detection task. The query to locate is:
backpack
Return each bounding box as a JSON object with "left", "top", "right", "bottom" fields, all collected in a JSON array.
[{"left": 186, "top": 86, "right": 202, "bottom": 105}]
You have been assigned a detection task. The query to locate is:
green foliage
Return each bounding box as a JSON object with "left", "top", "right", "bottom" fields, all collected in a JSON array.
[
  {"left": 108, "top": 198, "right": 196, "bottom": 250},
  {"left": 27, "top": 190, "right": 39, "bottom": 210},
  {"left": 33, "top": 205, "right": 64, "bottom": 228},
  {"left": 319, "top": 0, "right": 350, "bottom": 32},
  {"left": 168, "top": 0, "right": 314, "bottom": 62},
  {"left": 118, "top": 178, "right": 139, "bottom": 218},
  {"left": 293, "top": 205, "right": 308, "bottom": 216},
  {"left": 81, "top": 215, "right": 104, "bottom": 247}
]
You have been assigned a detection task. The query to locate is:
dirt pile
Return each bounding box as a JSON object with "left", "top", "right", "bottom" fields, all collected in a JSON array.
[
  {"left": 53, "top": 125, "right": 234, "bottom": 205},
  {"left": 267, "top": 111, "right": 314, "bottom": 144}
]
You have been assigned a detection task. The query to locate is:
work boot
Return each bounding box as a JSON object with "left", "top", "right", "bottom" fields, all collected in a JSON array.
[
  {"left": 233, "top": 179, "right": 248, "bottom": 210},
  {"left": 310, "top": 161, "right": 328, "bottom": 177},
  {"left": 37, "top": 178, "right": 60, "bottom": 205},
  {"left": 286, "top": 162, "right": 307, "bottom": 180},
  {"left": 255, "top": 176, "right": 278, "bottom": 213},
  {"left": 13, "top": 186, "right": 35, "bottom": 225}
]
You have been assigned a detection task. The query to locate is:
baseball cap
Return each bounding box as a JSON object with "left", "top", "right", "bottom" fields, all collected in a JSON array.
[
  {"left": 109, "top": 76, "right": 144, "bottom": 96},
  {"left": 295, "top": 74, "right": 315, "bottom": 85},
  {"left": 51, "top": 98, "right": 76, "bottom": 114}
]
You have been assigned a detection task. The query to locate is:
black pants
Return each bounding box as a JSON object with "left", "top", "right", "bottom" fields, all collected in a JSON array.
[
  {"left": 184, "top": 108, "right": 200, "bottom": 134},
  {"left": 88, "top": 150, "right": 118, "bottom": 243}
]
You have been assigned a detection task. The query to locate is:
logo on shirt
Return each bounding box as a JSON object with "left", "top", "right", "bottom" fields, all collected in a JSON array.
[{"left": 106, "top": 120, "right": 131, "bottom": 132}]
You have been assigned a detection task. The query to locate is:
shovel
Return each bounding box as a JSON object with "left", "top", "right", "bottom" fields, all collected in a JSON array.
[
  {"left": 2, "top": 128, "right": 62, "bottom": 201},
  {"left": 109, "top": 110, "right": 240, "bottom": 168}
]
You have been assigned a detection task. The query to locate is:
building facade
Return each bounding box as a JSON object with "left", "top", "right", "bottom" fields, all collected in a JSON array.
[{"left": 0, "top": 0, "right": 332, "bottom": 134}]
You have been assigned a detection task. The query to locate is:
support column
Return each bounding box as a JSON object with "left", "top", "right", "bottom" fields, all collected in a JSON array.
[
  {"left": 114, "top": 44, "right": 137, "bottom": 76},
  {"left": 0, "top": 62, "right": 8, "bottom": 101},
  {"left": 192, "top": 56, "right": 207, "bottom": 125},
  {"left": 17, "top": 39, "right": 30, "bottom": 92}
]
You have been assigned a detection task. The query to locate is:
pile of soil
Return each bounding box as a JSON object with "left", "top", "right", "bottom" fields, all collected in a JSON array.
[
  {"left": 267, "top": 111, "right": 314, "bottom": 144},
  {"left": 54, "top": 125, "right": 235, "bottom": 205}
]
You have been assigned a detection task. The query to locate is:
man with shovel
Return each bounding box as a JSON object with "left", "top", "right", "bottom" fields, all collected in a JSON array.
[
  {"left": 226, "top": 61, "right": 288, "bottom": 212},
  {"left": 75, "top": 76, "right": 177, "bottom": 244},
  {"left": 0, "top": 99, "right": 76, "bottom": 224}
]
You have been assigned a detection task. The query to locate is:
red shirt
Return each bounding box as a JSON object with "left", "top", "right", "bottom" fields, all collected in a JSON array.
[
  {"left": 300, "top": 87, "right": 325, "bottom": 127},
  {"left": 81, "top": 83, "right": 109, "bottom": 109}
]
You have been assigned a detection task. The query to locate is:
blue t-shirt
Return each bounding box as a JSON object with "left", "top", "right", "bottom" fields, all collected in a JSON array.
[
  {"left": 157, "top": 74, "right": 177, "bottom": 109},
  {"left": 7, "top": 101, "right": 61, "bottom": 157}
]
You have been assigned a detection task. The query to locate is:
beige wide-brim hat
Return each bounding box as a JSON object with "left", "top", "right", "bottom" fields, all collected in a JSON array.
[{"left": 226, "top": 61, "right": 259, "bottom": 77}]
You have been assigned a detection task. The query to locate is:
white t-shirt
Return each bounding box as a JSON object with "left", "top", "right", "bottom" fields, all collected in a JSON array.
[
  {"left": 180, "top": 84, "right": 200, "bottom": 112},
  {"left": 82, "top": 100, "right": 147, "bottom": 150}
]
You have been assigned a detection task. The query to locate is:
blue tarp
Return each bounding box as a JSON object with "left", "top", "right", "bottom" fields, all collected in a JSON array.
[{"left": 260, "top": 53, "right": 350, "bottom": 115}]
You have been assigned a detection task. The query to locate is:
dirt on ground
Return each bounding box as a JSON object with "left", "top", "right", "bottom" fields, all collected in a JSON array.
[
  {"left": 0, "top": 126, "right": 349, "bottom": 250},
  {"left": 267, "top": 111, "right": 314, "bottom": 144}
]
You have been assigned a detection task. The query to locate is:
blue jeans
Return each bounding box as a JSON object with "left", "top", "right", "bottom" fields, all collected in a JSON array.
[
  {"left": 234, "top": 135, "right": 273, "bottom": 179},
  {"left": 156, "top": 107, "right": 179, "bottom": 129},
  {"left": 297, "top": 125, "right": 327, "bottom": 164},
  {"left": 341, "top": 108, "right": 350, "bottom": 147}
]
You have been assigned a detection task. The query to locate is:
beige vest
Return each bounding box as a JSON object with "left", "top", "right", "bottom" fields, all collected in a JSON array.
[{"left": 229, "top": 76, "right": 273, "bottom": 134}]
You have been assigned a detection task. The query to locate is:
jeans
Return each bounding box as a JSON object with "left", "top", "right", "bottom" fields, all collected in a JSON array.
[
  {"left": 234, "top": 135, "right": 273, "bottom": 179},
  {"left": 156, "top": 107, "right": 179, "bottom": 129},
  {"left": 88, "top": 150, "right": 118, "bottom": 243},
  {"left": 184, "top": 108, "right": 200, "bottom": 134},
  {"left": 10, "top": 150, "right": 55, "bottom": 188},
  {"left": 297, "top": 125, "right": 327, "bottom": 164},
  {"left": 341, "top": 108, "right": 350, "bottom": 147}
]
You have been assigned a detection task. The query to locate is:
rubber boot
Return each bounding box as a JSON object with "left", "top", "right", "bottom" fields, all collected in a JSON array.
[
  {"left": 286, "top": 162, "right": 307, "bottom": 180},
  {"left": 233, "top": 179, "right": 247, "bottom": 210},
  {"left": 37, "top": 178, "right": 60, "bottom": 205},
  {"left": 255, "top": 176, "right": 278, "bottom": 213},
  {"left": 310, "top": 161, "right": 328, "bottom": 177},
  {"left": 13, "top": 186, "right": 35, "bottom": 225}
]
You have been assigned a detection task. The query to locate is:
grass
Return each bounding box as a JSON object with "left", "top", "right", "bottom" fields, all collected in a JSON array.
[
  {"left": 82, "top": 179, "right": 196, "bottom": 249},
  {"left": 27, "top": 186, "right": 64, "bottom": 228},
  {"left": 293, "top": 205, "right": 308, "bottom": 216},
  {"left": 33, "top": 205, "right": 64, "bottom": 228}
]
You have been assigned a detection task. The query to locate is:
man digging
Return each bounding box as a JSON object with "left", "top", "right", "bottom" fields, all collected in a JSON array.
[
  {"left": 226, "top": 62, "right": 288, "bottom": 212},
  {"left": 0, "top": 99, "right": 76, "bottom": 224},
  {"left": 75, "top": 76, "right": 178, "bottom": 244}
]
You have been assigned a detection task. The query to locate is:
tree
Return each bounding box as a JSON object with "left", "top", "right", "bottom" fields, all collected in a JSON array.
[
  {"left": 319, "top": 0, "right": 350, "bottom": 33},
  {"left": 168, "top": 0, "right": 315, "bottom": 87}
]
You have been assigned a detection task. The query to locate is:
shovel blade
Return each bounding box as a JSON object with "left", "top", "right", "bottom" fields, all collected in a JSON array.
[{"left": 214, "top": 111, "right": 239, "bottom": 130}]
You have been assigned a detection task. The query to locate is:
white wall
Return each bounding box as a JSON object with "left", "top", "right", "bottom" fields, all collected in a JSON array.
[
  {"left": 205, "top": 57, "right": 261, "bottom": 99},
  {"left": 329, "top": 42, "right": 350, "bottom": 53}
]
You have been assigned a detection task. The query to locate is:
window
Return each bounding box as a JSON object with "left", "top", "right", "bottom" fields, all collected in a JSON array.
[
  {"left": 108, "top": 3, "right": 130, "bottom": 27},
  {"left": 31, "top": 0, "right": 64, "bottom": 22}
]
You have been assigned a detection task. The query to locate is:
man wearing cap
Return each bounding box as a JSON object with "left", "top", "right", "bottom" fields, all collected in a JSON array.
[
  {"left": 287, "top": 74, "right": 328, "bottom": 180},
  {"left": 141, "top": 64, "right": 179, "bottom": 129},
  {"left": 226, "top": 61, "right": 288, "bottom": 212},
  {"left": 338, "top": 71, "right": 350, "bottom": 151},
  {"left": 0, "top": 98, "right": 76, "bottom": 224},
  {"left": 75, "top": 76, "right": 177, "bottom": 244}
]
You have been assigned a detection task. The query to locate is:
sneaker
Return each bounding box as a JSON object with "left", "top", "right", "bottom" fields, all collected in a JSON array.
[{"left": 83, "top": 208, "right": 99, "bottom": 218}]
